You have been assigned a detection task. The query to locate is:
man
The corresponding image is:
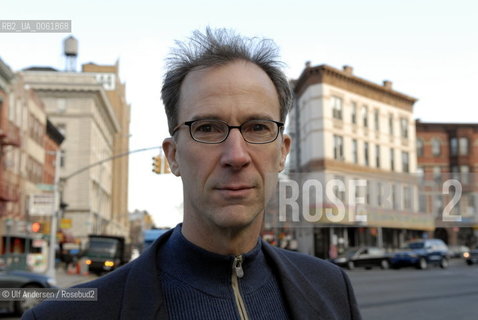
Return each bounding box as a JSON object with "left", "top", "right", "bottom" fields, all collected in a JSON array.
[{"left": 24, "top": 28, "right": 361, "bottom": 320}]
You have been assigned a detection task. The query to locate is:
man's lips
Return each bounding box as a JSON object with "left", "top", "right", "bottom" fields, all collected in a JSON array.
[{"left": 215, "top": 185, "right": 254, "bottom": 191}]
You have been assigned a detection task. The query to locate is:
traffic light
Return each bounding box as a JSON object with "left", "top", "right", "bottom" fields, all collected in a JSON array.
[
  {"left": 152, "top": 155, "right": 171, "bottom": 174},
  {"left": 31, "top": 222, "right": 42, "bottom": 233},
  {"left": 152, "top": 156, "right": 161, "bottom": 174}
]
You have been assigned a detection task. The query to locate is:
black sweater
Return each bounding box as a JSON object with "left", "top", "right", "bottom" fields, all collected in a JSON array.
[{"left": 157, "top": 226, "right": 290, "bottom": 319}]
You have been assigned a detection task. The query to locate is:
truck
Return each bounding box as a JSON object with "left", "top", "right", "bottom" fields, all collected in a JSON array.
[
  {"left": 84, "top": 235, "right": 129, "bottom": 275},
  {"left": 143, "top": 229, "right": 169, "bottom": 252}
]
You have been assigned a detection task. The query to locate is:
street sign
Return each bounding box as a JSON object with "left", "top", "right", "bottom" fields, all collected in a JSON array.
[
  {"left": 60, "top": 219, "right": 72, "bottom": 229},
  {"left": 29, "top": 194, "right": 55, "bottom": 216},
  {"left": 36, "top": 183, "right": 55, "bottom": 191}
]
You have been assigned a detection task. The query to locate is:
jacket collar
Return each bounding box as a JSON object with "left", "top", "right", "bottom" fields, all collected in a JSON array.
[
  {"left": 120, "top": 228, "right": 174, "bottom": 320},
  {"left": 120, "top": 228, "right": 324, "bottom": 319},
  {"left": 261, "top": 240, "right": 324, "bottom": 318}
]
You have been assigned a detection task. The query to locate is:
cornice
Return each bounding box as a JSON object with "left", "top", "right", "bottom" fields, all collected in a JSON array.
[
  {"left": 293, "top": 64, "right": 417, "bottom": 111},
  {"left": 22, "top": 71, "right": 120, "bottom": 133},
  {"left": 416, "top": 120, "right": 478, "bottom": 132}
]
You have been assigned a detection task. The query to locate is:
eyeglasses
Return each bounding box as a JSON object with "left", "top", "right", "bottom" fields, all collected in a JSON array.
[{"left": 172, "top": 119, "right": 284, "bottom": 144}]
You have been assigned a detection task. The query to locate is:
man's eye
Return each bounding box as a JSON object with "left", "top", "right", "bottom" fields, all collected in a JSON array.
[
  {"left": 251, "top": 123, "right": 270, "bottom": 131},
  {"left": 196, "top": 124, "right": 213, "bottom": 132},
  {"left": 195, "top": 122, "right": 223, "bottom": 133}
]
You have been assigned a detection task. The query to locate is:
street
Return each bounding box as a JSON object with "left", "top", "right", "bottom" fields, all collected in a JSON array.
[
  {"left": 2, "top": 260, "right": 478, "bottom": 319},
  {"left": 348, "top": 259, "right": 478, "bottom": 320}
]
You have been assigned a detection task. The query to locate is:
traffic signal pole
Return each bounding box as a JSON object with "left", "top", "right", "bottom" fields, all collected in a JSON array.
[
  {"left": 46, "top": 151, "right": 61, "bottom": 280},
  {"left": 43, "top": 145, "right": 165, "bottom": 279}
]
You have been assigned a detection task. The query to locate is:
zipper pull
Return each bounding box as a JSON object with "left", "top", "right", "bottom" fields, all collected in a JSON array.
[{"left": 233, "top": 255, "right": 244, "bottom": 279}]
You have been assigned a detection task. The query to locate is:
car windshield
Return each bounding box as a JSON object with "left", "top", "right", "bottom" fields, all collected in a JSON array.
[
  {"left": 406, "top": 242, "right": 425, "bottom": 249},
  {"left": 86, "top": 239, "right": 118, "bottom": 257},
  {"left": 338, "top": 248, "right": 360, "bottom": 258}
]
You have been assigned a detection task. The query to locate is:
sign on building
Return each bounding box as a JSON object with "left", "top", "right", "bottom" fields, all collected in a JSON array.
[{"left": 29, "top": 194, "right": 55, "bottom": 216}]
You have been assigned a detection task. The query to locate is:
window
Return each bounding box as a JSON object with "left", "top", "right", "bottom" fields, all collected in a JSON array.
[
  {"left": 451, "top": 166, "right": 460, "bottom": 180},
  {"left": 450, "top": 137, "right": 458, "bottom": 156},
  {"left": 57, "top": 99, "right": 67, "bottom": 112},
  {"left": 433, "top": 166, "right": 441, "bottom": 182},
  {"left": 362, "top": 106, "right": 368, "bottom": 128},
  {"left": 434, "top": 195, "right": 443, "bottom": 216},
  {"left": 375, "top": 145, "right": 380, "bottom": 168},
  {"left": 364, "top": 142, "right": 369, "bottom": 166},
  {"left": 432, "top": 139, "right": 441, "bottom": 156},
  {"left": 60, "top": 150, "right": 66, "bottom": 168},
  {"left": 333, "top": 175, "right": 346, "bottom": 202},
  {"left": 402, "top": 152, "right": 409, "bottom": 173},
  {"left": 392, "top": 185, "right": 399, "bottom": 210},
  {"left": 416, "top": 166, "right": 424, "bottom": 177},
  {"left": 403, "top": 186, "right": 412, "bottom": 211},
  {"left": 377, "top": 182, "right": 383, "bottom": 207},
  {"left": 390, "top": 148, "right": 395, "bottom": 171},
  {"left": 389, "top": 114, "right": 394, "bottom": 136},
  {"left": 419, "top": 194, "right": 427, "bottom": 213},
  {"left": 351, "top": 102, "right": 357, "bottom": 124},
  {"left": 26, "top": 156, "right": 43, "bottom": 184},
  {"left": 374, "top": 109, "right": 380, "bottom": 131},
  {"left": 332, "top": 96, "right": 343, "bottom": 120},
  {"left": 416, "top": 139, "right": 424, "bottom": 157},
  {"left": 333, "top": 135, "right": 344, "bottom": 160},
  {"left": 459, "top": 137, "right": 469, "bottom": 156},
  {"left": 461, "top": 165, "right": 470, "bottom": 184},
  {"left": 366, "top": 180, "right": 371, "bottom": 205},
  {"left": 352, "top": 139, "right": 358, "bottom": 164},
  {"left": 400, "top": 117, "right": 408, "bottom": 139}
]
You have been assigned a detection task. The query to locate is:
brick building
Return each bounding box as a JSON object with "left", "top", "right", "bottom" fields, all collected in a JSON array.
[
  {"left": 0, "top": 58, "right": 20, "bottom": 221},
  {"left": 416, "top": 121, "right": 478, "bottom": 247}
]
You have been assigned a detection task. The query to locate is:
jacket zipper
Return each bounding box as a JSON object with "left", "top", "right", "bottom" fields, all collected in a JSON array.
[{"left": 231, "top": 255, "right": 249, "bottom": 320}]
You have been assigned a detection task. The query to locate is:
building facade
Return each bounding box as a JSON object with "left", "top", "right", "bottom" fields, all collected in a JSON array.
[
  {"left": 82, "top": 62, "right": 131, "bottom": 236},
  {"left": 1, "top": 59, "right": 66, "bottom": 273},
  {"left": 416, "top": 121, "right": 478, "bottom": 247},
  {"left": 0, "top": 58, "right": 20, "bottom": 223},
  {"left": 287, "top": 64, "right": 432, "bottom": 258},
  {"left": 22, "top": 69, "right": 123, "bottom": 244}
]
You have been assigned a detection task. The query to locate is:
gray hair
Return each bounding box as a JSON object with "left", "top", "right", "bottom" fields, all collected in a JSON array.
[{"left": 161, "top": 27, "right": 293, "bottom": 135}]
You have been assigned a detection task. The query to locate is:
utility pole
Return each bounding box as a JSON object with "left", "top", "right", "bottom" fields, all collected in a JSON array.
[{"left": 46, "top": 151, "right": 61, "bottom": 279}]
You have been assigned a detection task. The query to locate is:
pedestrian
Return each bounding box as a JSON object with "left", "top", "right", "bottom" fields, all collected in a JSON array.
[{"left": 24, "top": 27, "right": 362, "bottom": 320}]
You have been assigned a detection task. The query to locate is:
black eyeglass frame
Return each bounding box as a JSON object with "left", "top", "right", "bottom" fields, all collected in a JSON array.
[{"left": 172, "top": 119, "right": 285, "bottom": 144}]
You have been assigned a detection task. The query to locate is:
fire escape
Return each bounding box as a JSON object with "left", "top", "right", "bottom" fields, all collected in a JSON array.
[{"left": 0, "top": 122, "right": 21, "bottom": 216}]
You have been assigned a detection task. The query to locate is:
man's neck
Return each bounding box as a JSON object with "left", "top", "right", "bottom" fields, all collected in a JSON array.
[{"left": 181, "top": 220, "right": 262, "bottom": 256}]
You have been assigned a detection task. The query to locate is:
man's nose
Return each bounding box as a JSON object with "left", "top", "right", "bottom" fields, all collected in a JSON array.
[{"left": 219, "top": 128, "right": 251, "bottom": 170}]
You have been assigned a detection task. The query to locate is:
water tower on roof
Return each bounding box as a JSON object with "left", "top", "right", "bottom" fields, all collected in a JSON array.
[{"left": 63, "top": 36, "right": 78, "bottom": 72}]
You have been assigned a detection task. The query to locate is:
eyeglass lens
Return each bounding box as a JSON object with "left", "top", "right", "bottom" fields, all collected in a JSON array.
[{"left": 190, "top": 119, "right": 279, "bottom": 143}]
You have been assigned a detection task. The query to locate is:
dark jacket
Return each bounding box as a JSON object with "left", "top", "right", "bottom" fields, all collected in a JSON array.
[{"left": 23, "top": 229, "right": 361, "bottom": 320}]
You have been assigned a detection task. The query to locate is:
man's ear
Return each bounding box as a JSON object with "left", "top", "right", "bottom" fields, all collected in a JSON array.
[
  {"left": 279, "top": 133, "right": 291, "bottom": 172},
  {"left": 163, "top": 137, "right": 180, "bottom": 176}
]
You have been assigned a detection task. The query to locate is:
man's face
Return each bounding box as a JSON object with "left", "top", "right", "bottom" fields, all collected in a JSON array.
[{"left": 163, "top": 60, "right": 290, "bottom": 233}]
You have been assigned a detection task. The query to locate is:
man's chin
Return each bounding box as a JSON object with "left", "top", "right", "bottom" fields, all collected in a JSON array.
[{"left": 210, "top": 206, "right": 262, "bottom": 230}]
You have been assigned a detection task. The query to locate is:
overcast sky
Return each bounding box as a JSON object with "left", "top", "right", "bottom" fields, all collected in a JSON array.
[{"left": 1, "top": 0, "right": 477, "bottom": 227}]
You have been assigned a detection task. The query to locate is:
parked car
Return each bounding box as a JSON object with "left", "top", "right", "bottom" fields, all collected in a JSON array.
[
  {"left": 0, "top": 267, "right": 56, "bottom": 315},
  {"left": 463, "top": 247, "right": 478, "bottom": 265},
  {"left": 448, "top": 245, "right": 470, "bottom": 258},
  {"left": 390, "top": 239, "right": 449, "bottom": 270},
  {"left": 330, "top": 247, "right": 391, "bottom": 270}
]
